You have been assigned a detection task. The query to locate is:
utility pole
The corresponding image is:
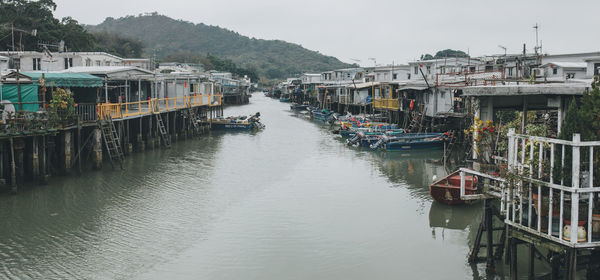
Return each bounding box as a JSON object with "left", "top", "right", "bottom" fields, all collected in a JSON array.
[
  {"left": 533, "top": 23, "right": 541, "bottom": 65},
  {"left": 11, "top": 23, "right": 15, "bottom": 52}
]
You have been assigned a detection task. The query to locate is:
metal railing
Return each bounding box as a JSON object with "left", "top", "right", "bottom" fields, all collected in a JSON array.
[
  {"left": 460, "top": 128, "right": 600, "bottom": 248},
  {"left": 75, "top": 103, "right": 98, "bottom": 122},
  {"left": 373, "top": 98, "right": 399, "bottom": 110},
  {"left": 97, "top": 94, "right": 222, "bottom": 120}
]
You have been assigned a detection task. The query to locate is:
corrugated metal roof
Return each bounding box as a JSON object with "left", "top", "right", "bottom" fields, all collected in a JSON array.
[
  {"left": 22, "top": 72, "right": 103, "bottom": 87},
  {"left": 60, "top": 66, "right": 153, "bottom": 75}
]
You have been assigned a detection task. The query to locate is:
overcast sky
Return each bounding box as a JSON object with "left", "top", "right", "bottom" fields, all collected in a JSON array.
[{"left": 53, "top": 0, "right": 600, "bottom": 66}]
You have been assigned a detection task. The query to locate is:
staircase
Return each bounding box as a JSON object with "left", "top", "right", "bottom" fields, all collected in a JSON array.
[
  {"left": 98, "top": 115, "right": 124, "bottom": 169},
  {"left": 154, "top": 113, "right": 171, "bottom": 148}
]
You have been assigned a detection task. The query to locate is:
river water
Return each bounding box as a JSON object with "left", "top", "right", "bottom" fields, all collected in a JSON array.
[{"left": 0, "top": 94, "right": 490, "bottom": 279}]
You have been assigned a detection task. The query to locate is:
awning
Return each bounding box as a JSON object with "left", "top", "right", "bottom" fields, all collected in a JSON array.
[
  {"left": 346, "top": 82, "right": 381, "bottom": 89},
  {"left": 23, "top": 72, "right": 103, "bottom": 88}
]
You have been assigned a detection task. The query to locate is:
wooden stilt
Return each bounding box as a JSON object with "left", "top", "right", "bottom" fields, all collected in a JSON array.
[
  {"left": 9, "top": 137, "right": 17, "bottom": 194},
  {"left": 510, "top": 239, "right": 518, "bottom": 280},
  {"left": 485, "top": 199, "right": 495, "bottom": 272},
  {"left": 567, "top": 249, "right": 577, "bottom": 280},
  {"left": 528, "top": 244, "right": 535, "bottom": 279}
]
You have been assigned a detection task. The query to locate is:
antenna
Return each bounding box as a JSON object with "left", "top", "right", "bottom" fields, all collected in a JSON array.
[
  {"left": 498, "top": 45, "right": 507, "bottom": 56},
  {"left": 533, "top": 23, "right": 540, "bottom": 54},
  {"left": 368, "top": 57, "right": 376, "bottom": 67}
]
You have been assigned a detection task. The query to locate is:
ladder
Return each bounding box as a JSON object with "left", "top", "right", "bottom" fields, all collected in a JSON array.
[
  {"left": 443, "top": 130, "right": 456, "bottom": 162},
  {"left": 98, "top": 115, "right": 124, "bottom": 169},
  {"left": 154, "top": 113, "right": 171, "bottom": 147},
  {"left": 468, "top": 199, "right": 506, "bottom": 272},
  {"left": 406, "top": 104, "right": 425, "bottom": 132},
  {"left": 186, "top": 108, "right": 201, "bottom": 134}
]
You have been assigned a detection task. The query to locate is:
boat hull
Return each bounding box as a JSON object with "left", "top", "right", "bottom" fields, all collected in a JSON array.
[
  {"left": 385, "top": 139, "right": 444, "bottom": 151},
  {"left": 211, "top": 123, "right": 256, "bottom": 130},
  {"left": 429, "top": 171, "right": 478, "bottom": 205}
]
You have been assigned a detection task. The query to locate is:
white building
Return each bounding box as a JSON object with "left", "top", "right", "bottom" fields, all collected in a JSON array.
[
  {"left": 585, "top": 57, "right": 600, "bottom": 77},
  {"left": 0, "top": 55, "right": 9, "bottom": 74},
  {"left": 540, "top": 62, "right": 587, "bottom": 81},
  {"left": 364, "top": 65, "right": 410, "bottom": 83},
  {"left": 299, "top": 73, "right": 321, "bottom": 85},
  {"left": 0, "top": 51, "right": 150, "bottom": 72}
]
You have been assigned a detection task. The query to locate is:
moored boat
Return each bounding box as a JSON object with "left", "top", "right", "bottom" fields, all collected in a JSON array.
[
  {"left": 429, "top": 170, "right": 478, "bottom": 205},
  {"left": 310, "top": 109, "right": 334, "bottom": 121},
  {"left": 369, "top": 133, "right": 446, "bottom": 151},
  {"left": 211, "top": 112, "right": 265, "bottom": 130},
  {"left": 290, "top": 103, "right": 310, "bottom": 110}
]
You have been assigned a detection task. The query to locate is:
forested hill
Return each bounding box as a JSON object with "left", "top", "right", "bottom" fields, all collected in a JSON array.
[{"left": 88, "top": 14, "right": 352, "bottom": 79}]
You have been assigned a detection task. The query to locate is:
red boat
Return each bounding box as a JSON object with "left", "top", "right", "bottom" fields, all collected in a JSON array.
[{"left": 429, "top": 170, "right": 478, "bottom": 205}]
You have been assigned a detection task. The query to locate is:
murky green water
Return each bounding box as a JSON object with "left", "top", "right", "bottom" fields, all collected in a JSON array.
[{"left": 0, "top": 94, "right": 490, "bottom": 279}]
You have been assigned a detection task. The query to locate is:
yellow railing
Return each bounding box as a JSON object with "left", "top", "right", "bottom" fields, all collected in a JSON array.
[
  {"left": 373, "top": 98, "right": 399, "bottom": 110},
  {"left": 97, "top": 94, "right": 223, "bottom": 120}
]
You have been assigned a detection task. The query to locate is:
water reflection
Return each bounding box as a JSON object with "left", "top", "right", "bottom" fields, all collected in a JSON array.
[{"left": 0, "top": 95, "right": 490, "bottom": 279}]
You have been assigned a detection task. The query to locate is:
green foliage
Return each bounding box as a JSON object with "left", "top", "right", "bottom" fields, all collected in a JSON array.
[
  {"left": 559, "top": 78, "right": 600, "bottom": 141},
  {"left": 0, "top": 0, "right": 141, "bottom": 55},
  {"left": 0, "top": 0, "right": 96, "bottom": 51},
  {"left": 554, "top": 78, "right": 600, "bottom": 185},
  {"left": 434, "top": 49, "right": 469, "bottom": 59},
  {"left": 420, "top": 54, "right": 433, "bottom": 60},
  {"left": 420, "top": 49, "right": 468, "bottom": 61},
  {"left": 91, "top": 31, "right": 144, "bottom": 58},
  {"left": 88, "top": 14, "right": 352, "bottom": 79},
  {"left": 48, "top": 88, "right": 75, "bottom": 124}
]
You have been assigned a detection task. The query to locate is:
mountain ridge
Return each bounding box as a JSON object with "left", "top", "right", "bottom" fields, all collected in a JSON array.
[{"left": 87, "top": 13, "right": 353, "bottom": 79}]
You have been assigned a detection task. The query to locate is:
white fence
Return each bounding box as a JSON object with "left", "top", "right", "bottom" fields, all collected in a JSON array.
[{"left": 461, "top": 128, "right": 600, "bottom": 248}]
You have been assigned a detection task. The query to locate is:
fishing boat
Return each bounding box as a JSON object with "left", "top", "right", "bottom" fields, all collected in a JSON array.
[
  {"left": 340, "top": 128, "right": 404, "bottom": 138},
  {"left": 310, "top": 109, "right": 334, "bottom": 122},
  {"left": 370, "top": 133, "right": 446, "bottom": 151},
  {"left": 429, "top": 170, "right": 478, "bottom": 205},
  {"left": 211, "top": 112, "right": 265, "bottom": 130},
  {"left": 279, "top": 93, "right": 291, "bottom": 102},
  {"left": 290, "top": 103, "right": 310, "bottom": 111}
]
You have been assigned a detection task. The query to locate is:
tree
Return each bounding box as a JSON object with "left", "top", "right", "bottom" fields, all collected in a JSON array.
[
  {"left": 420, "top": 54, "right": 433, "bottom": 60},
  {"left": 92, "top": 31, "right": 144, "bottom": 57},
  {"left": 559, "top": 78, "right": 600, "bottom": 141},
  {"left": 434, "top": 49, "right": 469, "bottom": 59}
]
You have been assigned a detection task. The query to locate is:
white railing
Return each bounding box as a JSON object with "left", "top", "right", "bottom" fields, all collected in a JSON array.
[{"left": 461, "top": 128, "right": 600, "bottom": 248}]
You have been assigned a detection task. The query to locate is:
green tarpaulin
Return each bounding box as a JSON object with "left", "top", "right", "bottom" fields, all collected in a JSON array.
[
  {"left": 22, "top": 72, "right": 103, "bottom": 88},
  {"left": 0, "top": 84, "right": 39, "bottom": 111}
]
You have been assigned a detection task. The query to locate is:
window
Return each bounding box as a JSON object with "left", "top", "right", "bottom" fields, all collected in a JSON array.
[
  {"left": 508, "top": 67, "right": 513, "bottom": 76},
  {"left": 85, "top": 58, "right": 91, "bottom": 66},
  {"left": 485, "top": 65, "right": 493, "bottom": 72},
  {"left": 64, "top": 58, "right": 73, "bottom": 69},
  {"left": 407, "top": 73, "right": 411, "bottom": 80},
  {"left": 426, "top": 66, "right": 431, "bottom": 74},
  {"left": 32, "top": 58, "right": 41, "bottom": 70},
  {"left": 470, "top": 66, "right": 476, "bottom": 72},
  {"left": 393, "top": 73, "right": 398, "bottom": 80},
  {"left": 414, "top": 66, "right": 418, "bottom": 74},
  {"left": 96, "top": 60, "right": 101, "bottom": 66},
  {"left": 552, "top": 68, "right": 558, "bottom": 75},
  {"left": 566, "top": 73, "right": 575, "bottom": 79}
]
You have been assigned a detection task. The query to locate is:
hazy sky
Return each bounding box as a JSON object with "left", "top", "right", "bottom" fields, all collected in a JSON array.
[{"left": 53, "top": 0, "right": 600, "bottom": 66}]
